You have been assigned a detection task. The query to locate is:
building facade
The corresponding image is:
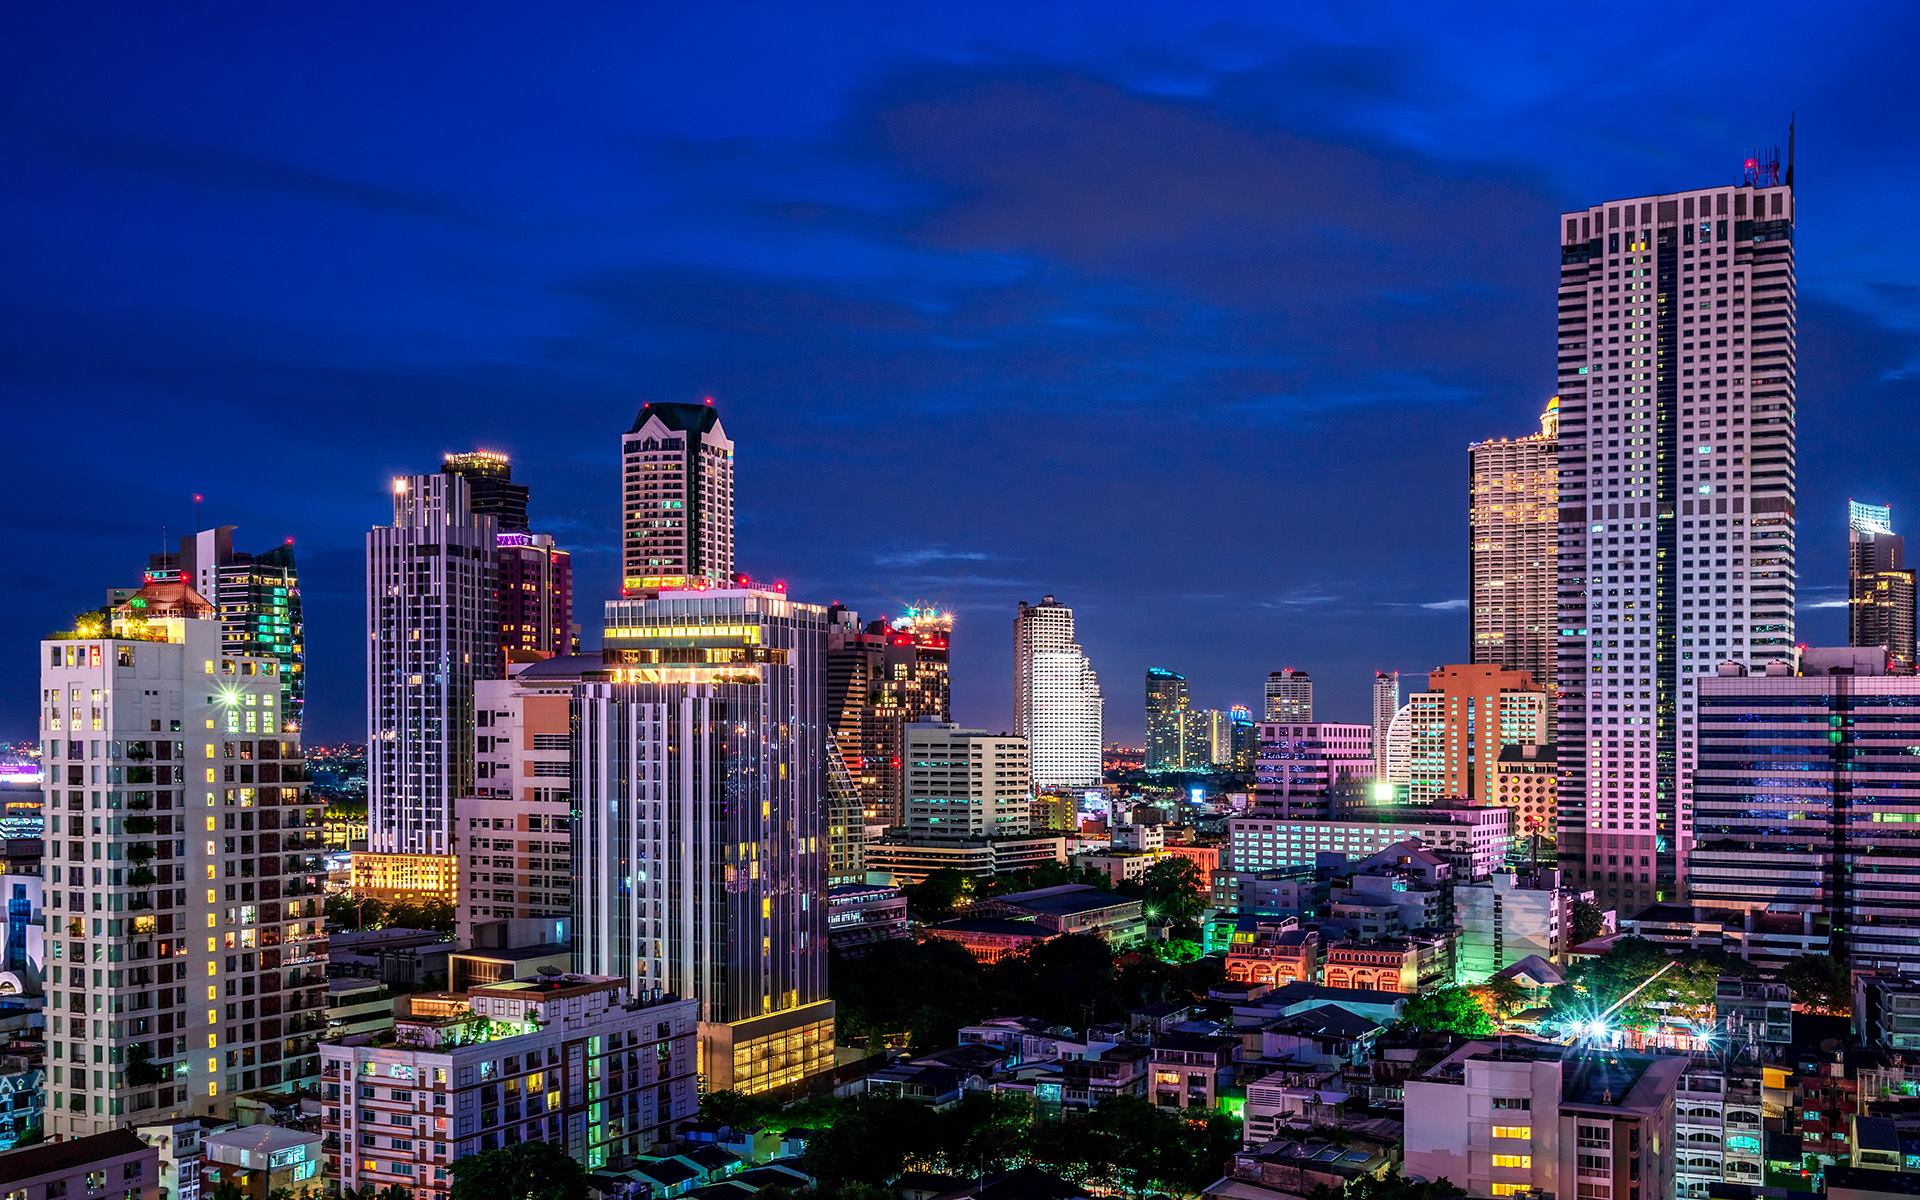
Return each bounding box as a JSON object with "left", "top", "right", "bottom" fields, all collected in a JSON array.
[
  {"left": 147, "top": 528, "right": 305, "bottom": 727},
  {"left": 1689, "top": 655, "right": 1920, "bottom": 976},
  {"left": 1371, "top": 672, "right": 1399, "bottom": 782},
  {"left": 1470, "top": 398, "right": 1560, "bottom": 695},
  {"left": 39, "top": 583, "right": 327, "bottom": 1134},
  {"left": 620, "top": 400, "right": 734, "bottom": 594},
  {"left": 1454, "top": 870, "right": 1585, "bottom": 984},
  {"left": 1555, "top": 171, "right": 1799, "bottom": 915},
  {"left": 1264, "top": 670, "right": 1312, "bottom": 724},
  {"left": 321, "top": 978, "right": 699, "bottom": 1190},
  {"left": 578, "top": 585, "right": 833, "bottom": 1094},
  {"left": 1403, "top": 664, "right": 1549, "bottom": 807},
  {"left": 1144, "top": 669, "right": 1190, "bottom": 772},
  {"left": 440, "top": 450, "right": 530, "bottom": 534},
  {"left": 1226, "top": 805, "right": 1511, "bottom": 879},
  {"left": 1849, "top": 500, "right": 1916, "bottom": 671},
  {"left": 365, "top": 471, "right": 497, "bottom": 862},
  {"left": 1252, "top": 722, "right": 1374, "bottom": 819},
  {"left": 1013, "top": 597, "right": 1103, "bottom": 788},
  {"left": 901, "top": 724, "right": 1031, "bottom": 843}
]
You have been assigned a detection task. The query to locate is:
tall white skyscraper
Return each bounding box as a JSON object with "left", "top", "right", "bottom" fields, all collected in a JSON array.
[
  {"left": 39, "top": 579, "right": 327, "bottom": 1132},
  {"left": 621, "top": 399, "right": 734, "bottom": 594},
  {"left": 1014, "top": 596, "right": 1103, "bottom": 787},
  {"left": 1371, "top": 671, "right": 1399, "bottom": 779},
  {"left": 1554, "top": 163, "right": 1797, "bottom": 913},
  {"left": 1264, "top": 669, "right": 1312, "bottom": 722},
  {"left": 365, "top": 471, "right": 498, "bottom": 861}
]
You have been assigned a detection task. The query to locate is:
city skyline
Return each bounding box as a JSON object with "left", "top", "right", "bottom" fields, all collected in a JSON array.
[{"left": 8, "top": 8, "right": 1916, "bottom": 744}]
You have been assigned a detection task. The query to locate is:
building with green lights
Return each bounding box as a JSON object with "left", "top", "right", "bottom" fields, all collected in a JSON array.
[{"left": 143, "top": 526, "right": 305, "bottom": 729}]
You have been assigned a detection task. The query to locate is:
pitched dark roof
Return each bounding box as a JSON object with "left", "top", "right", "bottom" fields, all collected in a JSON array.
[
  {"left": 0, "top": 1131, "right": 151, "bottom": 1185},
  {"left": 630, "top": 401, "right": 723, "bottom": 436}
]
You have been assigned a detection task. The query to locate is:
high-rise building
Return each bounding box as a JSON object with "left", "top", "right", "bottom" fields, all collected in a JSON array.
[
  {"left": 442, "top": 451, "right": 578, "bottom": 663},
  {"left": 620, "top": 400, "right": 735, "bottom": 594},
  {"left": 1850, "top": 500, "right": 1916, "bottom": 671},
  {"left": 39, "top": 579, "right": 327, "bottom": 1134},
  {"left": 365, "top": 471, "right": 498, "bottom": 865},
  {"left": 1144, "top": 669, "right": 1190, "bottom": 772},
  {"left": 146, "top": 527, "right": 305, "bottom": 727},
  {"left": 442, "top": 449, "right": 530, "bottom": 533},
  {"left": 1013, "top": 596, "right": 1103, "bottom": 787},
  {"left": 1264, "top": 669, "right": 1312, "bottom": 723},
  {"left": 901, "top": 723, "right": 1031, "bottom": 843},
  {"left": 1372, "top": 672, "right": 1399, "bottom": 780},
  {"left": 459, "top": 655, "right": 596, "bottom": 951},
  {"left": 1690, "top": 650, "right": 1920, "bottom": 975},
  {"left": 1554, "top": 166, "right": 1798, "bottom": 913},
  {"left": 821, "top": 606, "right": 951, "bottom": 827},
  {"left": 1405, "top": 664, "right": 1549, "bottom": 807},
  {"left": 1382, "top": 702, "right": 1413, "bottom": 799},
  {"left": 578, "top": 583, "right": 834, "bottom": 1094},
  {"left": 1470, "top": 398, "right": 1560, "bottom": 693}
]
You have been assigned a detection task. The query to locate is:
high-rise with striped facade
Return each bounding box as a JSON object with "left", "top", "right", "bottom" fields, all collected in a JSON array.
[
  {"left": 1554, "top": 160, "right": 1798, "bottom": 913},
  {"left": 1469, "top": 399, "right": 1559, "bottom": 695}
]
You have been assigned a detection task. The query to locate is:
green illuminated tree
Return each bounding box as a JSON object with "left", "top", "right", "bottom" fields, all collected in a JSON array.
[{"left": 1399, "top": 988, "right": 1494, "bottom": 1037}]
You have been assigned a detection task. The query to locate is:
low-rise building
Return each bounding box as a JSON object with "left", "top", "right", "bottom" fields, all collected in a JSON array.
[
  {"left": 1210, "top": 869, "right": 1315, "bottom": 920},
  {"left": 1061, "top": 1045, "right": 1150, "bottom": 1112},
  {"left": 922, "top": 919, "right": 1054, "bottom": 964},
  {"left": 1323, "top": 934, "right": 1453, "bottom": 994},
  {"left": 864, "top": 835, "right": 1067, "bottom": 883},
  {"left": 1227, "top": 806, "right": 1510, "bottom": 879},
  {"left": 0, "top": 1131, "right": 159, "bottom": 1200},
  {"left": 1150, "top": 1034, "right": 1239, "bottom": 1113},
  {"left": 1075, "top": 851, "right": 1160, "bottom": 886},
  {"left": 137, "top": 1116, "right": 231, "bottom": 1200},
  {"left": 201, "top": 1126, "right": 322, "bottom": 1200},
  {"left": 326, "top": 979, "right": 396, "bottom": 1041},
  {"left": 1455, "top": 869, "right": 1588, "bottom": 985},
  {"left": 1223, "top": 918, "right": 1321, "bottom": 987},
  {"left": 320, "top": 976, "right": 698, "bottom": 1189},
  {"left": 825, "top": 884, "right": 908, "bottom": 953},
  {"left": 1404, "top": 1039, "right": 1684, "bottom": 1200},
  {"left": 976, "top": 885, "right": 1146, "bottom": 948}
]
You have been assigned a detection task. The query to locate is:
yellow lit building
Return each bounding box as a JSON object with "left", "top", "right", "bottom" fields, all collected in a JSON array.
[
  {"left": 1469, "top": 397, "right": 1559, "bottom": 703},
  {"left": 349, "top": 851, "right": 456, "bottom": 900}
]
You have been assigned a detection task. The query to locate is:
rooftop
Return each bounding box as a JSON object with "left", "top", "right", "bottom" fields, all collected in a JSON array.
[
  {"left": 0, "top": 1131, "right": 150, "bottom": 1186},
  {"left": 991, "top": 884, "right": 1137, "bottom": 916}
]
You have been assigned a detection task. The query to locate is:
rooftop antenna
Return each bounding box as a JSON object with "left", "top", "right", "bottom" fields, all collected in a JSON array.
[
  {"left": 1786, "top": 113, "right": 1795, "bottom": 190},
  {"left": 193, "top": 494, "right": 203, "bottom": 534}
]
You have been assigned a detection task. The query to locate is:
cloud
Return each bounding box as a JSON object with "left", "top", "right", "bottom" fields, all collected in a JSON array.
[
  {"left": 1419, "top": 599, "right": 1469, "bottom": 611},
  {"left": 871, "top": 548, "right": 993, "bottom": 567},
  {"left": 1802, "top": 599, "right": 1851, "bottom": 609}
]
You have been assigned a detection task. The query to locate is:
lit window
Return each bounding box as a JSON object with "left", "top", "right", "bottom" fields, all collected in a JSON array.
[
  {"left": 1493, "top": 1126, "right": 1533, "bottom": 1140},
  {"left": 1492, "top": 1154, "right": 1532, "bottom": 1169}
]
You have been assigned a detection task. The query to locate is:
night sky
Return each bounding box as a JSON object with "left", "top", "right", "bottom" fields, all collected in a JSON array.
[{"left": 6, "top": 4, "right": 1918, "bottom": 745}]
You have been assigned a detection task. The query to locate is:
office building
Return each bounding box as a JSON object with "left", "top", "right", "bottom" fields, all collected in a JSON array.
[
  {"left": 365, "top": 471, "right": 498, "bottom": 864},
  {"left": 1226, "top": 804, "right": 1511, "bottom": 879},
  {"left": 1403, "top": 664, "right": 1549, "bottom": 806},
  {"left": 1371, "top": 672, "right": 1399, "bottom": 780},
  {"left": 145, "top": 528, "right": 305, "bottom": 726},
  {"left": 493, "top": 533, "right": 576, "bottom": 662},
  {"left": 1555, "top": 168, "right": 1799, "bottom": 913},
  {"left": 320, "top": 977, "right": 698, "bottom": 1183},
  {"left": 459, "top": 656, "right": 597, "bottom": 951},
  {"left": 862, "top": 835, "right": 1066, "bottom": 883},
  {"left": 39, "top": 579, "right": 328, "bottom": 1133},
  {"left": 1454, "top": 870, "right": 1588, "bottom": 984},
  {"left": 1495, "top": 743, "right": 1559, "bottom": 855},
  {"left": 620, "top": 399, "right": 734, "bottom": 594},
  {"left": 1013, "top": 596, "right": 1103, "bottom": 788},
  {"left": 1689, "top": 652, "right": 1920, "bottom": 975},
  {"left": 1380, "top": 702, "right": 1412, "bottom": 800},
  {"left": 1264, "top": 669, "right": 1312, "bottom": 723},
  {"left": 1144, "top": 669, "right": 1190, "bottom": 772},
  {"left": 901, "top": 723, "right": 1031, "bottom": 843},
  {"left": 1850, "top": 500, "right": 1916, "bottom": 671},
  {"left": 1252, "top": 722, "right": 1374, "bottom": 819},
  {"left": 1405, "top": 1040, "right": 1685, "bottom": 1200},
  {"left": 1470, "top": 397, "right": 1560, "bottom": 694},
  {"left": 578, "top": 583, "right": 833, "bottom": 1094}
]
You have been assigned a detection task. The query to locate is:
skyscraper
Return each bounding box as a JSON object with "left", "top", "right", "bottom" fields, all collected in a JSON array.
[
  {"left": 1555, "top": 164, "right": 1798, "bottom": 913},
  {"left": 1264, "top": 669, "right": 1312, "bottom": 723},
  {"left": 579, "top": 582, "right": 834, "bottom": 1094},
  {"left": 1470, "top": 398, "right": 1560, "bottom": 692},
  {"left": 621, "top": 399, "right": 734, "bottom": 594},
  {"left": 1144, "top": 668, "right": 1190, "bottom": 771},
  {"left": 901, "top": 723, "right": 1031, "bottom": 842},
  {"left": 1849, "top": 500, "right": 1916, "bottom": 671},
  {"left": 442, "top": 449, "right": 530, "bottom": 533},
  {"left": 39, "top": 579, "right": 326, "bottom": 1132},
  {"left": 364, "top": 471, "right": 498, "bottom": 867},
  {"left": 1013, "top": 596, "right": 1103, "bottom": 787},
  {"left": 146, "top": 527, "right": 305, "bottom": 726},
  {"left": 822, "top": 606, "right": 952, "bottom": 827},
  {"left": 1372, "top": 671, "right": 1400, "bottom": 780}
]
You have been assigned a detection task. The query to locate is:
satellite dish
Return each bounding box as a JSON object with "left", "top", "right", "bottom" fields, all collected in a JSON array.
[{"left": 537, "top": 966, "right": 563, "bottom": 977}]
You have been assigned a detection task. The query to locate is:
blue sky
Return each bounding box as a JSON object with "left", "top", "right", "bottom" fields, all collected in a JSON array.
[{"left": 4, "top": 2, "right": 1918, "bottom": 741}]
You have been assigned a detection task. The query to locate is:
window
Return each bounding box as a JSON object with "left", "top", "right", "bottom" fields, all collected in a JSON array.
[
  {"left": 1491, "top": 1155, "right": 1532, "bottom": 1169},
  {"left": 1491, "top": 1187, "right": 1529, "bottom": 1198},
  {"left": 1492, "top": 1097, "right": 1531, "bottom": 1110},
  {"left": 1493, "top": 1126, "right": 1533, "bottom": 1140}
]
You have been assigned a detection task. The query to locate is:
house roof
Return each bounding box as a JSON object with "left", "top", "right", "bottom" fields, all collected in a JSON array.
[
  {"left": 1266, "top": 1004, "right": 1382, "bottom": 1040},
  {"left": 1493, "top": 955, "right": 1566, "bottom": 988},
  {"left": 0, "top": 1132, "right": 151, "bottom": 1186}
]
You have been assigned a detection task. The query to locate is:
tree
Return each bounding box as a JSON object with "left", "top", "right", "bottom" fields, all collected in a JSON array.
[
  {"left": 1475, "top": 975, "right": 1529, "bottom": 1022},
  {"left": 1138, "top": 856, "right": 1206, "bottom": 926},
  {"left": 1399, "top": 988, "right": 1495, "bottom": 1037},
  {"left": 1311, "top": 1172, "right": 1466, "bottom": 1199},
  {"left": 1569, "top": 899, "right": 1607, "bottom": 946},
  {"left": 831, "top": 938, "right": 986, "bottom": 1049},
  {"left": 903, "top": 868, "right": 971, "bottom": 921},
  {"left": 448, "top": 1140, "right": 588, "bottom": 1200},
  {"left": 700, "top": 1088, "right": 780, "bottom": 1128},
  {"left": 1783, "top": 955, "right": 1851, "bottom": 1014}
]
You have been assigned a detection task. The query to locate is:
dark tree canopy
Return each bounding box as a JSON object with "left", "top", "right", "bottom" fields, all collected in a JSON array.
[{"left": 448, "top": 1139, "right": 589, "bottom": 1200}]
